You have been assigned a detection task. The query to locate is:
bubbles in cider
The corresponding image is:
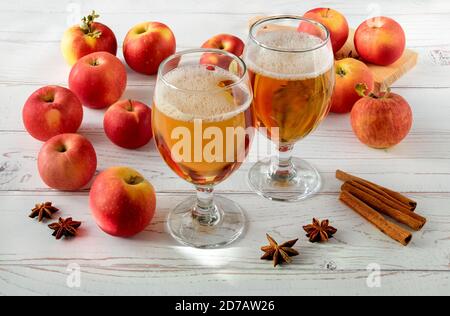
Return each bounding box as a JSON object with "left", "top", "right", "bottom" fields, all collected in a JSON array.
[
  {"left": 244, "top": 29, "right": 334, "bottom": 144},
  {"left": 152, "top": 64, "right": 254, "bottom": 186},
  {"left": 154, "top": 64, "right": 252, "bottom": 122}
]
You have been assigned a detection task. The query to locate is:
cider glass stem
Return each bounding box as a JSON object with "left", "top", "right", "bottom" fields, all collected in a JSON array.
[
  {"left": 270, "top": 144, "right": 296, "bottom": 181},
  {"left": 193, "top": 185, "right": 220, "bottom": 226}
]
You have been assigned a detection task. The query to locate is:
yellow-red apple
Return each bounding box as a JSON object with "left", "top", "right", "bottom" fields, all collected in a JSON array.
[
  {"left": 200, "top": 34, "right": 245, "bottom": 69},
  {"left": 331, "top": 58, "right": 374, "bottom": 114},
  {"left": 354, "top": 17, "right": 406, "bottom": 66},
  {"left": 89, "top": 167, "right": 156, "bottom": 237},
  {"left": 61, "top": 11, "right": 117, "bottom": 66},
  {"left": 104, "top": 100, "right": 153, "bottom": 149},
  {"left": 351, "top": 86, "right": 412, "bottom": 148},
  {"left": 69, "top": 52, "right": 127, "bottom": 109},
  {"left": 123, "top": 22, "right": 176, "bottom": 75},
  {"left": 301, "top": 8, "right": 349, "bottom": 53},
  {"left": 22, "top": 86, "right": 83, "bottom": 141},
  {"left": 38, "top": 133, "right": 97, "bottom": 191}
]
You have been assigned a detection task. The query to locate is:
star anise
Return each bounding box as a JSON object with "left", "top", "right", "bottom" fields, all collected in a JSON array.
[
  {"left": 261, "top": 234, "right": 299, "bottom": 267},
  {"left": 303, "top": 218, "right": 337, "bottom": 243},
  {"left": 29, "top": 202, "right": 59, "bottom": 222},
  {"left": 48, "top": 217, "right": 82, "bottom": 240}
]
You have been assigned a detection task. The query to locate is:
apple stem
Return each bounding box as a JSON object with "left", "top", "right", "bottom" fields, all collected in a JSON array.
[
  {"left": 355, "top": 83, "right": 370, "bottom": 97},
  {"left": 80, "top": 10, "right": 102, "bottom": 39},
  {"left": 355, "top": 83, "right": 393, "bottom": 99},
  {"left": 56, "top": 145, "right": 67, "bottom": 153},
  {"left": 126, "top": 100, "right": 134, "bottom": 112},
  {"left": 337, "top": 67, "right": 346, "bottom": 77},
  {"left": 126, "top": 175, "right": 144, "bottom": 185}
]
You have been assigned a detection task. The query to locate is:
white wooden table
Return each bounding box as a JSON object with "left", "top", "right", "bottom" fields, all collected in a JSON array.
[{"left": 1, "top": 0, "right": 449, "bottom": 296}]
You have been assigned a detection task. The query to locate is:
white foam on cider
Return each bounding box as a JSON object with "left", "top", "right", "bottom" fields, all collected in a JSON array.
[
  {"left": 245, "top": 29, "right": 334, "bottom": 80},
  {"left": 154, "top": 64, "right": 251, "bottom": 122}
]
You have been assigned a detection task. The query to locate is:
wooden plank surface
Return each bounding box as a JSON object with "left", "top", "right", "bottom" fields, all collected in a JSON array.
[{"left": 0, "top": 0, "right": 449, "bottom": 296}]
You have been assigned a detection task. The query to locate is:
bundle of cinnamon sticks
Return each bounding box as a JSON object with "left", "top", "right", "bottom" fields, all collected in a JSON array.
[{"left": 337, "top": 170, "right": 426, "bottom": 246}]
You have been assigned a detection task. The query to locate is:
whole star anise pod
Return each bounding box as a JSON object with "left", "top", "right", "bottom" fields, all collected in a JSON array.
[
  {"left": 303, "top": 218, "right": 337, "bottom": 243},
  {"left": 261, "top": 234, "right": 299, "bottom": 267},
  {"left": 48, "top": 217, "right": 82, "bottom": 240},
  {"left": 29, "top": 202, "right": 59, "bottom": 222}
]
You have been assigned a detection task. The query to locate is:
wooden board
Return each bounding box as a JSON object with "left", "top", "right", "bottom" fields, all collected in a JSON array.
[
  {"left": 336, "top": 29, "right": 419, "bottom": 91},
  {"left": 249, "top": 16, "right": 418, "bottom": 91}
]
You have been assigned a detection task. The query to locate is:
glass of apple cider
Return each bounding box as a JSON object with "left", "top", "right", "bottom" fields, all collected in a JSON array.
[
  {"left": 244, "top": 15, "right": 335, "bottom": 202},
  {"left": 153, "top": 49, "right": 255, "bottom": 248}
]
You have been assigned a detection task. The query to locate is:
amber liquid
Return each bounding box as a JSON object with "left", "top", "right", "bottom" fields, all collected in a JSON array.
[
  {"left": 152, "top": 105, "right": 254, "bottom": 186},
  {"left": 249, "top": 68, "right": 333, "bottom": 144}
]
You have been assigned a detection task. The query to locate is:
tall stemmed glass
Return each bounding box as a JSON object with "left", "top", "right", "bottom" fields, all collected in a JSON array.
[
  {"left": 244, "top": 16, "right": 335, "bottom": 202},
  {"left": 152, "top": 49, "right": 255, "bottom": 248}
]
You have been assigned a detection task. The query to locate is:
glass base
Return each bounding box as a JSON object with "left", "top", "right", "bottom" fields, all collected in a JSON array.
[
  {"left": 167, "top": 195, "right": 247, "bottom": 249},
  {"left": 248, "top": 157, "right": 322, "bottom": 202}
]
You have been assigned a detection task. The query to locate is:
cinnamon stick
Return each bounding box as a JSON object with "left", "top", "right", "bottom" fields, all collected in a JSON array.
[
  {"left": 339, "top": 191, "right": 412, "bottom": 246},
  {"left": 336, "top": 170, "right": 417, "bottom": 211},
  {"left": 345, "top": 180, "right": 427, "bottom": 227},
  {"left": 342, "top": 181, "right": 426, "bottom": 231},
  {"left": 353, "top": 178, "right": 410, "bottom": 211}
]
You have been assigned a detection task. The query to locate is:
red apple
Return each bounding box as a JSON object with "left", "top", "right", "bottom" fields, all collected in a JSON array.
[
  {"left": 89, "top": 167, "right": 156, "bottom": 237},
  {"left": 301, "top": 8, "right": 349, "bottom": 53},
  {"left": 104, "top": 100, "right": 153, "bottom": 149},
  {"left": 123, "top": 22, "right": 176, "bottom": 75},
  {"left": 61, "top": 10, "right": 117, "bottom": 66},
  {"left": 38, "top": 133, "right": 97, "bottom": 191},
  {"left": 331, "top": 58, "right": 374, "bottom": 114},
  {"left": 22, "top": 86, "right": 83, "bottom": 141},
  {"left": 351, "top": 85, "right": 413, "bottom": 148},
  {"left": 354, "top": 17, "right": 406, "bottom": 66},
  {"left": 69, "top": 52, "right": 127, "bottom": 109},
  {"left": 200, "top": 34, "right": 245, "bottom": 69}
]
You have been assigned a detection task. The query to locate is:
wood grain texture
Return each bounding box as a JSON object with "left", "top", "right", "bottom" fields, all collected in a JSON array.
[
  {"left": 1, "top": 0, "right": 449, "bottom": 296},
  {"left": 0, "top": 192, "right": 449, "bottom": 295},
  {"left": 2, "top": 131, "right": 450, "bottom": 193}
]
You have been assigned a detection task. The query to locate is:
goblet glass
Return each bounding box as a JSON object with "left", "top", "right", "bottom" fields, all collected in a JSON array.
[
  {"left": 244, "top": 16, "right": 335, "bottom": 202},
  {"left": 153, "top": 49, "right": 255, "bottom": 248}
]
